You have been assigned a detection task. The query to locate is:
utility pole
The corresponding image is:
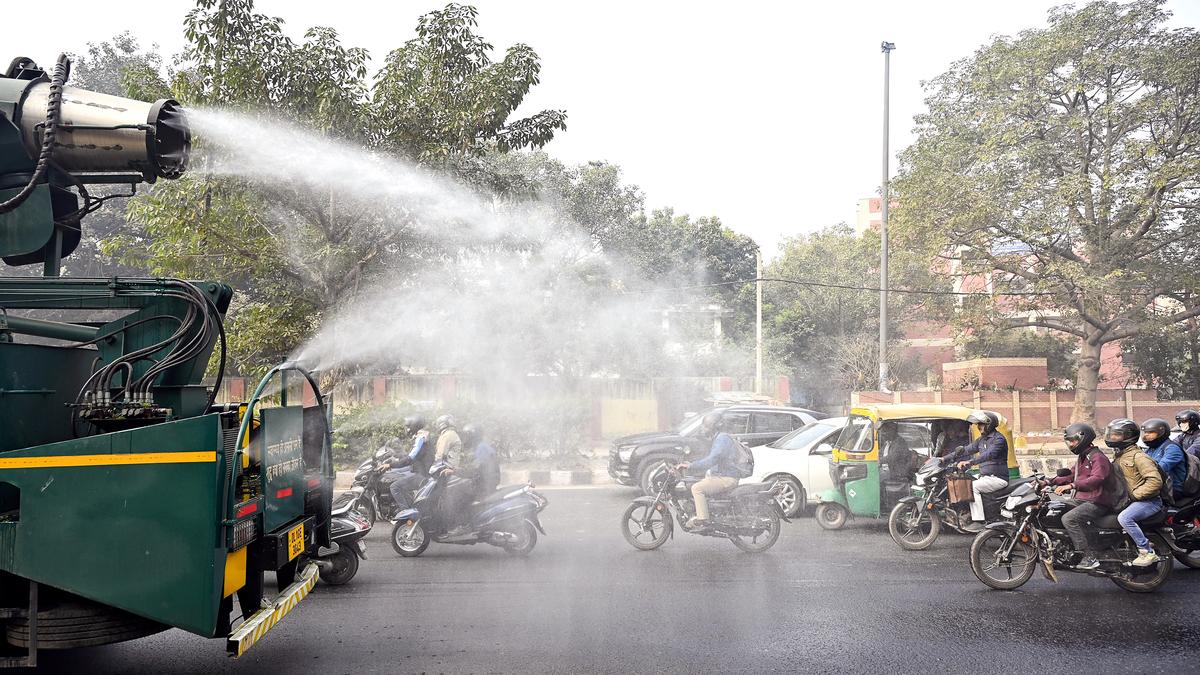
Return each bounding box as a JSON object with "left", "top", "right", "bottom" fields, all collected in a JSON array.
[
  {"left": 755, "top": 250, "right": 763, "bottom": 395},
  {"left": 879, "top": 41, "right": 895, "bottom": 393}
]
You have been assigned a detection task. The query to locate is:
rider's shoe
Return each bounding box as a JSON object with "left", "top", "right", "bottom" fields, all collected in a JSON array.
[
  {"left": 1074, "top": 554, "right": 1100, "bottom": 570},
  {"left": 444, "top": 524, "right": 472, "bottom": 538},
  {"left": 685, "top": 517, "right": 708, "bottom": 529},
  {"left": 1130, "top": 548, "right": 1159, "bottom": 567}
]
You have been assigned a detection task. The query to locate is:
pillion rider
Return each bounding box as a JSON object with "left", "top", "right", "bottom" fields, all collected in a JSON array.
[
  {"left": 943, "top": 410, "right": 1009, "bottom": 522},
  {"left": 677, "top": 411, "right": 740, "bottom": 529},
  {"left": 1046, "top": 423, "right": 1117, "bottom": 571}
]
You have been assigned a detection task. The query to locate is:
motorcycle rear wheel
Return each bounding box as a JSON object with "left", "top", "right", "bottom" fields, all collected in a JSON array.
[
  {"left": 391, "top": 520, "right": 430, "bottom": 557},
  {"left": 503, "top": 519, "right": 538, "bottom": 556},
  {"left": 1111, "top": 536, "right": 1173, "bottom": 593},
  {"left": 359, "top": 496, "right": 378, "bottom": 526},
  {"left": 318, "top": 547, "right": 360, "bottom": 586},
  {"left": 969, "top": 528, "right": 1036, "bottom": 590},
  {"left": 730, "top": 509, "right": 781, "bottom": 553},
  {"left": 888, "top": 502, "right": 941, "bottom": 551},
  {"left": 621, "top": 502, "right": 672, "bottom": 550}
]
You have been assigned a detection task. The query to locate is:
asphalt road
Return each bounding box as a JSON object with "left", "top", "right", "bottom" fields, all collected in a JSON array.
[{"left": 32, "top": 486, "right": 1200, "bottom": 674}]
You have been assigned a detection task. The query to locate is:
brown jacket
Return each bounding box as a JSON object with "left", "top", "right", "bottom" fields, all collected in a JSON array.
[{"left": 1114, "top": 447, "right": 1163, "bottom": 501}]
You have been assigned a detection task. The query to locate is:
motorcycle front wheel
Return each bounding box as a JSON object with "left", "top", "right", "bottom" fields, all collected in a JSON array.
[
  {"left": 318, "top": 547, "right": 360, "bottom": 586},
  {"left": 503, "top": 519, "right": 538, "bottom": 556},
  {"left": 730, "top": 508, "right": 781, "bottom": 553},
  {"left": 621, "top": 502, "right": 672, "bottom": 551},
  {"left": 969, "top": 528, "right": 1036, "bottom": 590},
  {"left": 391, "top": 520, "right": 431, "bottom": 557},
  {"left": 888, "top": 502, "right": 942, "bottom": 551},
  {"left": 1111, "top": 536, "right": 1173, "bottom": 593},
  {"left": 1173, "top": 550, "right": 1200, "bottom": 569}
]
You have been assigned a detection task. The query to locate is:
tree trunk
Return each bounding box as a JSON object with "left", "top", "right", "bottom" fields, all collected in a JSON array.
[{"left": 1071, "top": 338, "right": 1103, "bottom": 426}]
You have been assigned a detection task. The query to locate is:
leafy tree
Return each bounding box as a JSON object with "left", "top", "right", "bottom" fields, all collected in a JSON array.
[
  {"left": 108, "top": 1, "right": 567, "bottom": 377},
  {"left": 892, "top": 0, "right": 1200, "bottom": 424},
  {"left": 762, "top": 224, "right": 942, "bottom": 405},
  {"left": 1122, "top": 316, "right": 1200, "bottom": 399}
]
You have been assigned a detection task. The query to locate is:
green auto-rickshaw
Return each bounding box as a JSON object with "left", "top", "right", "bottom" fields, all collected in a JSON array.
[{"left": 814, "top": 404, "right": 1017, "bottom": 530}]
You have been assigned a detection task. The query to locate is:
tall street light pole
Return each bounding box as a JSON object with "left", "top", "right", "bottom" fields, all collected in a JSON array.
[{"left": 879, "top": 41, "right": 895, "bottom": 393}]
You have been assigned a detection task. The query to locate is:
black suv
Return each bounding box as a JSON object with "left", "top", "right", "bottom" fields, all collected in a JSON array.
[{"left": 608, "top": 405, "right": 824, "bottom": 494}]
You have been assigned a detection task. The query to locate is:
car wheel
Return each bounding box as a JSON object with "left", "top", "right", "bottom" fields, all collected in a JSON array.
[
  {"left": 768, "top": 475, "right": 805, "bottom": 518},
  {"left": 638, "top": 456, "right": 672, "bottom": 495}
]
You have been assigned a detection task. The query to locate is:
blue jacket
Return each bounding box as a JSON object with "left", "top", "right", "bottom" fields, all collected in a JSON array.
[
  {"left": 948, "top": 430, "right": 1009, "bottom": 479},
  {"left": 1177, "top": 430, "right": 1200, "bottom": 458},
  {"left": 1146, "top": 441, "right": 1186, "bottom": 497},
  {"left": 690, "top": 433, "right": 739, "bottom": 478}
]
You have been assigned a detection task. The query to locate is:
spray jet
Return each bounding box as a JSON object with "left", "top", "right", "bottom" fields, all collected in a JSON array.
[{"left": 0, "top": 54, "right": 190, "bottom": 274}]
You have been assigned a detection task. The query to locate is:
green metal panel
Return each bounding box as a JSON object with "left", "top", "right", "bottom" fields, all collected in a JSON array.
[
  {"left": 261, "top": 406, "right": 305, "bottom": 534},
  {"left": 0, "top": 183, "right": 53, "bottom": 257},
  {"left": 844, "top": 463, "right": 881, "bottom": 518},
  {"left": 0, "top": 343, "right": 94, "bottom": 452},
  {"left": 0, "top": 414, "right": 229, "bottom": 637}
]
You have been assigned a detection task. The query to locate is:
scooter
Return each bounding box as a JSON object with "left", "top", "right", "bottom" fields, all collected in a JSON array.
[
  {"left": 310, "top": 497, "right": 372, "bottom": 585},
  {"left": 390, "top": 462, "right": 549, "bottom": 557}
]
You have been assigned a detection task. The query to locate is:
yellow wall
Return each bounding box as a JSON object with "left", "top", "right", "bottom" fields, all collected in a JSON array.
[{"left": 600, "top": 399, "right": 658, "bottom": 437}]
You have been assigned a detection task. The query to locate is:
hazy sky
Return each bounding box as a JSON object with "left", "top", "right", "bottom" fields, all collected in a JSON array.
[{"left": 10, "top": 0, "right": 1200, "bottom": 257}]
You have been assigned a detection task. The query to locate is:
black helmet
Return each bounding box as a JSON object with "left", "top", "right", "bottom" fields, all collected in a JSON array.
[
  {"left": 1063, "top": 422, "right": 1097, "bottom": 454},
  {"left": 461, "top": 423, "right": 482, "bottom": 445},
  {"left": 1140, "top": 418, "right": 1172, "bottom": 448},
  {"left": 434, "top": 414, "right": 456, "bottom": 433},
  {"left": 1103, "top": 418, "right": 1140, "bottom": 450},
  {"left": 1175, "top": 410, "right": 1200, "bottom": 431},
  {"left": 403, "top": 415, "right": 427, "bottom": 435},
  {"left": 967, "top": 410, "right": 999, "bottom": 433}
]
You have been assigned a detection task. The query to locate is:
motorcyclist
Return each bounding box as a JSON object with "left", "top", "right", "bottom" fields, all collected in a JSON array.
[
  {"left": 1141, "top": 418, "right": 1185, "bottom": 502},
  {"left": 1105, "top": 418, "right": 1164, "bottom": 567},
  {"left": 1047, "top": 423, "right": 1115, "bottom": 570},
  {"left": 432, "top": 414, "right": 478, "bottom": 534},
  {"left": 944, "top": 410, "right": 1009, "bottom": 522},
  {"left": 461, "top": 423, "right": 501, "bottom": 496},
  {"left": 382, "top": 415, "right": 431, "bottom": 510},
  {"left": 1174, "top": 409, "right": 1200, "bottom": 457},
  {"left": 677, "top": 410, "right": 739, "bottom": 529}
]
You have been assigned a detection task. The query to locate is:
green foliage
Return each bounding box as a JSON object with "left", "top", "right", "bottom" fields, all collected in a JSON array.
[
  {"left": 1122, "top": 319, "right": 1200, "bottom": 400},
  {"left": 331, "top": 402, "right": 416, "bottom": 468},
  {"left": 762, "top": 224, "right": 939, "bottom": 401},
  {"left": 891, "top": 0, "right": 1200, "bottom": 417}
]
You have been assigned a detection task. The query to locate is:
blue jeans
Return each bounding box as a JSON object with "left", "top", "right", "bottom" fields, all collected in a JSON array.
[{"left": 1117, "top": 498, "right": 1163, "bottom": 550}]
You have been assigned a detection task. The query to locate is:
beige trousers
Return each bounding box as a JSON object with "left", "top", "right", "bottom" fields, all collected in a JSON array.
[{"left": 691, "top": 476, "right": 739, "bottom": 520}]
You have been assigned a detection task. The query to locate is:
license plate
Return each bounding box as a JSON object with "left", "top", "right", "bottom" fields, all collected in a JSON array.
[
  {"left": 1000, "top": 509, "right": 1013, "bottom": 518},
  {"left": 287, "top": 523, "right": 305, "bottom": 561}
]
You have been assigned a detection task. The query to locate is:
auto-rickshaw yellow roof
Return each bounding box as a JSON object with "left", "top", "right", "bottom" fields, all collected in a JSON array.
[{"left": 849, "top": 403, "right": 997, "bottom": 422}]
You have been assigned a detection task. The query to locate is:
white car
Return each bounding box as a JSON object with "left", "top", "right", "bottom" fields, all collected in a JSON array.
[{"left": 746, "top": 417, "right": 846, "bottom": 518}]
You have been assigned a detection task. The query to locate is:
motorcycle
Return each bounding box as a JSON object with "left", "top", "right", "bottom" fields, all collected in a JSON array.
[
  {"left": 309, "top": 498, "right": 372, "bottom": 585},
  {"left": 334, "top": 446, "right": 424, "bottom": 524},
  {"left": 887, "top": 456, "right": 1023, "bottom": 550},
  {"left": 968, "top": 476, "right": 1174, "bottom": 593},
  {"left": 1163, "top": 493, "right": 1200, "bottom": 568},
  {"left": 390, "top": 462, "right": 549, "bottom": 557},
  {"left": 620, "top": 465, "right": 787, "bottom": 553}
]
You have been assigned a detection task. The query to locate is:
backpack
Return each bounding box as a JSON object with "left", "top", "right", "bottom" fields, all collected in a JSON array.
[
  {"left": 1153, "top": 460, "right": 1176, "bottom": 507},
  {"left": 730, "top": 437, "right": 755, "bottom": 479},
  {"left": 1182, "top": 451, "right": 1200, "bottom": 497}
]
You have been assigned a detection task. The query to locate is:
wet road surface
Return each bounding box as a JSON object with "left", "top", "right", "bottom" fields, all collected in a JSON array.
[{"left": 35, "top": 486, "right": 1200, "bottom": 673}]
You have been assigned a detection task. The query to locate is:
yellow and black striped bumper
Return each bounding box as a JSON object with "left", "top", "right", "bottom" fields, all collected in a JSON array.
[{"left": 226, "top": 562, "right": 318, "bottom": 658}]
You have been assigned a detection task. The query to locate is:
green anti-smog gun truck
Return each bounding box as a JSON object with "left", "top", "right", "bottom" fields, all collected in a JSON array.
[{"left": 0, "top": 54, "right": 334, "bottom": 665}]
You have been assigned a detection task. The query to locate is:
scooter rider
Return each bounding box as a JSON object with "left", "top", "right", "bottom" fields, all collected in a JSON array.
[
  {"left": 1142, "top": 418, "right": 1185, "bottom": 502},
  {"left": 383, "top": 415, "right": 431, "bottom": 510},
  {"left": 461, "top": 423, "right": 500, "bottom": 496},
  {"left": 1047, "top": 423, "right": 1115, "bottom": 570},
  {"left": 677, "top": 410, "right": 739, "bottom": 529},
  {"left": 1105, "top": 418, "right": 1164, "bottom": 567},
  {"left": 1175, "top": 410, "right": 1200, "bottom": 457},
  {"left": 946, "top": 410, "right": 1009, "bottom": 522}
]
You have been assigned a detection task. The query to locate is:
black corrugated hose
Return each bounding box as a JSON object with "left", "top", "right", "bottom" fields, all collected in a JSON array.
[{"left": 0, "top": 53, "right": 69, "bottom": 214}]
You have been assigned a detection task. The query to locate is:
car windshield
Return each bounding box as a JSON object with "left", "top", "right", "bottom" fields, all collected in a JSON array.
[
  {"left": 768, "top": 422, "right": 835, "bottom": 449},
  {"left": 675, "top": 414, "right": 705, "bottom": 436}
]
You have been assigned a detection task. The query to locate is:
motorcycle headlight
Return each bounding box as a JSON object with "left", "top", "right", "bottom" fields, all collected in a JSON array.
[{"left": 617, "top": 445, "right": 636, "bottom": 462}]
